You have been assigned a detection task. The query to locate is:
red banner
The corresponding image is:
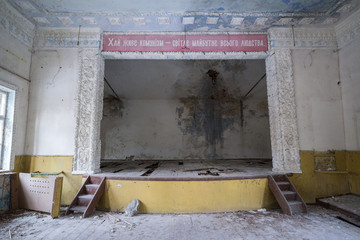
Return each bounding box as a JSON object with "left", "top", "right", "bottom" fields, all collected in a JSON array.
[{"left": 102, "top": 34, "right": 268, "bottom": 52}]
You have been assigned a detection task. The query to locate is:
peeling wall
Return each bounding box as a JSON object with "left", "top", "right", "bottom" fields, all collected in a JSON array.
[
  {"left": 26, "top": 49, "right": 79, "bottom": 155},
  {"left": 0, "top": 174, "right": 11, "bottom": 212},
  {"left": 292, "top": 49, "right": 345, "bottom": 151},
  {"left": 101, "top": 60, "right": 271, "bottom": 160}
]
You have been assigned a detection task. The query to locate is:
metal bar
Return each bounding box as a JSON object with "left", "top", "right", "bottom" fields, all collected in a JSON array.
[
  {"left": 104, "top": 77, "right": 120, "bottom": 100},
  {"left": 240, "top": 99, "right": 244, "bottom": 127},
  {"left": 244, "top": 73, "right": 266, "bottom": 98}
]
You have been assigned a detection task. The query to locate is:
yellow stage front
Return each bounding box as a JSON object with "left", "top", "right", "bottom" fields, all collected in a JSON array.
[{"left": 12, "top": 150, "right": 360, "bottom": 213}]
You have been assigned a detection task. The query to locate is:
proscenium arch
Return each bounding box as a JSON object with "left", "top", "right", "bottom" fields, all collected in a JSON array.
[{"left": 73, "top": 46, "right": 301, "bottom": 174}]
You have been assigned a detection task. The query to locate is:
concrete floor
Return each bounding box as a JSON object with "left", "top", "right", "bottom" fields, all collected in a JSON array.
[{"left": 1, "top": 205, "right": 360, "bottom": 240}]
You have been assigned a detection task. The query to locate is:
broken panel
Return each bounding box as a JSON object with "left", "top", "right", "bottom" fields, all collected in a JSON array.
[{"left": 18, "top": 173, "right": 63, "bottom": 218}]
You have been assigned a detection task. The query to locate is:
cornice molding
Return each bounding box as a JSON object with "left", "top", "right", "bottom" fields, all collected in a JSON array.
[
  {"left": 0, "top": 0, "right": 35, "bottom": 47},
  {"left": 268, "top": 27, "right": 337, "bottom": 49},
  {"left": 335, "top": 8, "right": 360, "bottom": 48},
  {"left": 34, "top": 27, "right": 101, "bottom": 49}
]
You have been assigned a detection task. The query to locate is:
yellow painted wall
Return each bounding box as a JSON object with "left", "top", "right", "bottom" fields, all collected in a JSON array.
[
  {"left": 290, "top": 151, "right": 351, "bottom": 203},
  {"left": 14, "top": 156, "right": 82, "bottom": 205},
  {"left": 347, "top": 151, "right": 360, "bottom": 195},
  {"left": 12, "top": 151, "right": 359, "bottom": 212},
  {"left": 97, "top": 178, "right": 278, "bottom": 213}
]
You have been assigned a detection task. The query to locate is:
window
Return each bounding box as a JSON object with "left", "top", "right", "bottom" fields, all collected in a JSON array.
[{"left": 0, "top": 84, "right": 15, "bottom": 170}]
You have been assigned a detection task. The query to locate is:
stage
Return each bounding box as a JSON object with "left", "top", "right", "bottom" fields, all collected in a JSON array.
[
  {"left": 95, "top": 159, "right": 274, "bottom": 180},
  {"left": 82, "top": 159, "right": 279, "bottom": 213}
]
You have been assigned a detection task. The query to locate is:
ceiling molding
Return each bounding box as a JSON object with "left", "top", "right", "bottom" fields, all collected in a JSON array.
[
  {"left": 0, "top": 0, "right": 35, "bottom": 47},
  {"left": 6, "top": 0, "right": 360, "bottom": 32},
  {"left": 34, "top": 27, "right": 101, "bottom": 49},
  {"left": 335, "top": 8, "right": 360, "bottom": 48},
  {"left": 268, "top": 27, "right": 338, "bottom": 49}
]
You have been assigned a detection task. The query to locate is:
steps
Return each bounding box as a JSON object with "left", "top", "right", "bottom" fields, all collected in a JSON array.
[
  {"left": 268, "top": 175, "right": 307, "bottom": 215},
  {"left": 66, "top": 176, "right": 106, "bottom": 218}
]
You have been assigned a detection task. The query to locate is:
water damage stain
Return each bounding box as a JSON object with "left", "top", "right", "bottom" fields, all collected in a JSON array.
[
  {"left": 176, "top": 69, "right": 242, "bottom": 159},
  {"left": 103, "top": 95, "right": 124, "bottom": 118}
]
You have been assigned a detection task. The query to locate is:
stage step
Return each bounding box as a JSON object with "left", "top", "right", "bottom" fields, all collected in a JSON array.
[
  {"left": 65, "top": 176, "right": 106, "bottom": 218},
  {"left": 268, "top": 175, "right": 307, "bottom": 215}
]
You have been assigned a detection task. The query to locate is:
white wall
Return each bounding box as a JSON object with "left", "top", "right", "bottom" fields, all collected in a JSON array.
[
  {"left": 25, "top": 49, "right": 79, "bottom": 155},
  {"left": 339, "top": 34, "right": 360, "bottom": 150},
  {"left": 101, "top": 60, "right": 271, "bottom": 160},
  {"left": 292, "top": 49, "right": 345, "bottom": 151}
]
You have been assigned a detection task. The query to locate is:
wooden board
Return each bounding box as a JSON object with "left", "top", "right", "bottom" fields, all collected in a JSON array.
[{"left": 18, "top": 173, "right": 63, "bottom": 218}]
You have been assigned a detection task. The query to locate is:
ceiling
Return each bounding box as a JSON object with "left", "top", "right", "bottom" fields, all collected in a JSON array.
[
  {"left": 104, "top": 59, "right": 266, "bottom": 100},
  {"left": 7, "top": 0, "right": 360, "bottom": 32}
]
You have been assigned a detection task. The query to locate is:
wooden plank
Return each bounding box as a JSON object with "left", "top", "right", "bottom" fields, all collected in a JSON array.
[
  {"left": 51, "top": 176, "right": 63, "bottom": 218},
  {"left": 317, "top": 195, "right": 360, "bottom": 221}
]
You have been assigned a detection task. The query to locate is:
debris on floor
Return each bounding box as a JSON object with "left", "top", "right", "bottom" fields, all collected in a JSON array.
[
  {"left": 125, "top": 199, "right": 140, "bottom": 217},
  {"left": 105, "top": 212, "right": 135, "bottom": 230},
  {"left": 1, "top": 206, "right": 360, "bottom": 240}
]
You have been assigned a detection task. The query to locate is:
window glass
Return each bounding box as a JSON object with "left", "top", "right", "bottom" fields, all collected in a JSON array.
[{"left": 0, "top": 91, "right": 7, "bottom": 117}]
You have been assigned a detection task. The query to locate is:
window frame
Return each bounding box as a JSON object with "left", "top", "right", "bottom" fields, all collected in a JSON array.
[{"left": 0, "top": 81, "right": 16, "bottom": 171}]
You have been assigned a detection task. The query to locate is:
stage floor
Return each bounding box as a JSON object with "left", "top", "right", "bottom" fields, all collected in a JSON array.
[{"left": 94, "top": 159, "right": 274, "bottom": 180}]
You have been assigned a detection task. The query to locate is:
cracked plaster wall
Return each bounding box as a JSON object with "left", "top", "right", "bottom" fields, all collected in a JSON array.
[
  {"left": 292, "top": 49, "right": 346, "bottom": 151},
  {"left": 25, "top": 49, "right": 78, "bottom": 155}
]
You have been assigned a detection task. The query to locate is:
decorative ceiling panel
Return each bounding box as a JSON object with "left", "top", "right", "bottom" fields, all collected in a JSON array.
[{"left": 6, "top": 0, "right": 360, "bottom": 31}]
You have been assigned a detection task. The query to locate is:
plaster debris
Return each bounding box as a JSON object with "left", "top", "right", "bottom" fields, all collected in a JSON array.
[
  {"left": 125, "top": 199, "right": 140, "bottom": 217},
  {"left": 1, "top": 206, "right": 360, "bottom": 239}
]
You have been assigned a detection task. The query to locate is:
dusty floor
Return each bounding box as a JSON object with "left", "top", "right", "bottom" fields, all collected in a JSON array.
[{"left": 1, "top": 205, "right": 360, "bottom": 240}]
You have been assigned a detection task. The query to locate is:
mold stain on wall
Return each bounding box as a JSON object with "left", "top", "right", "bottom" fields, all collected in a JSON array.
[
  {"left": 103, "top": 95, "right": 124, "bottom": 118},
  {"left": 101, "top": 59, "right": 271, "bottom": 160},
  {"left": 176, "top": 67, "right": 245, "bottom": 159}
]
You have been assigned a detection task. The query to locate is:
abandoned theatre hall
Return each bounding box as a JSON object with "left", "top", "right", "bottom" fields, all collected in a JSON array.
[{"left": 0, "top": 0, "right": 360, "bottom": 239}]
